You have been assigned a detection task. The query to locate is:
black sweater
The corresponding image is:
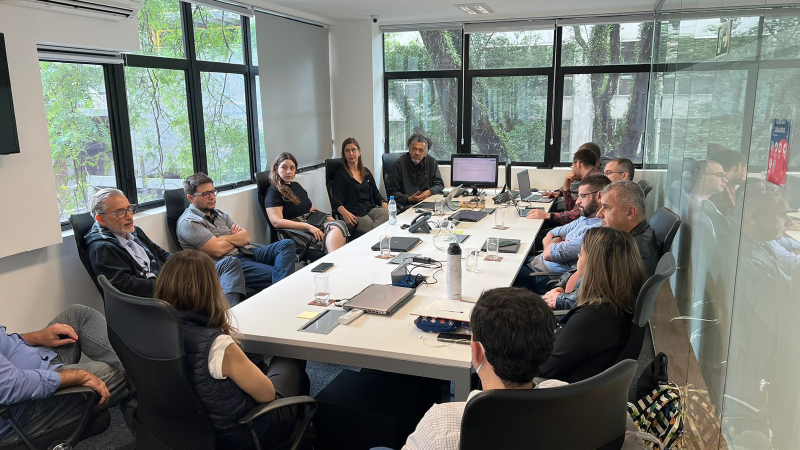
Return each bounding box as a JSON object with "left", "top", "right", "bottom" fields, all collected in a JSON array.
[
  {"left": 386, "top": 153, "right": 444, "bottom": 206},
  {"left": 85, "top": 223, "right": 171, "bottom": 297},
  {"left": 330, "top": 167, "right": 385, "bottom": 217},
  {"left": 539, "top": 303, "right": 632, "bottom": 383}
]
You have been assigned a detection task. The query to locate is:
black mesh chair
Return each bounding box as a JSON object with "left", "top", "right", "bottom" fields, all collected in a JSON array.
[
  {"left": 0, "top": 387, "right": 101, "bottom": 450},
  {"left": 459, "top": 360, "right": 637, "bottom": 450},
  {"left": 638, "top": 179, "right": 654, "bottom": 198},
  {"left": 649, "top": 207, "right": 681, "bottom": 256},
  {"left": 255, "top": 171, "right": 323, "bottom": 263},
  {"left": 381, "top": 153, "right": 402, "bottom": 193},
  {"left": 69, "top": 212, "right": 103, "bottom": 296},
  {"left": 100, "top": 276, "right": 317, "bottom": 450},
  {"left": 163, "top": 188, "right": 189, "bottom": 249},
  {"left": 615, "top": 252, "right": 676, "bottom": 364},
  {"left": 324, "top": 158, "right": 344, "bottom": 219}
]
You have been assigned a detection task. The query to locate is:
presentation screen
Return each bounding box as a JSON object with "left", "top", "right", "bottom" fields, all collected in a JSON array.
[{"left": 451, "top": 154, "right": 499, "bottom": 189}]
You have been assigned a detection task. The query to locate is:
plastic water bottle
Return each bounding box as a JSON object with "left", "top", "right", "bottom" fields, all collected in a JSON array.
[
  {"left": 388, "top": 196, "right": 397, "bottom": 226},
  {"left": 447, "top": 243, "right": 462, "bottom": 301}
]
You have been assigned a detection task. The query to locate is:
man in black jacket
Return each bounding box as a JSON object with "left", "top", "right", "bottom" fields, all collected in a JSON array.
[
  {"left": 386, "top": 133, "right": 444, "bottom": 210},
  {"left": 85, "top": 188, "right": 246, "bottom": 305}
]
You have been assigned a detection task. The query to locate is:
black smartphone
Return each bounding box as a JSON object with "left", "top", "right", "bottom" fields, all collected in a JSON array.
[
  {"left": 499, "top": 240, "right": 517, "bottom": 247},
  {"left": 437, "top": 332, "right": 471, "bottom": 344},
  {"left": 311, "top": 262, "right": 334, "bottom": 273}
]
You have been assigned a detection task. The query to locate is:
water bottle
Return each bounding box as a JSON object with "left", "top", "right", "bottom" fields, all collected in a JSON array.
[
  {"left": 447, "top": 243, "right": 462, "bottom": 301},
  {"left": 388, "top": 196, "right": 397, "bottom": 226}
]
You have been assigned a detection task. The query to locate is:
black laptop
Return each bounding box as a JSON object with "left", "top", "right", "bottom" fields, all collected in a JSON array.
[
  {"left": 448, "top": 210, "right": 489, "bottom": 222},
  {"left": 370, "top": 237, "right": 422, "bottom": 252}
]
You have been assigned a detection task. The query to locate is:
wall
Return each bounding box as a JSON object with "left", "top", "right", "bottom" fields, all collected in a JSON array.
[{"left": 0, "top": 5, "right": 138, "bottom": 259}]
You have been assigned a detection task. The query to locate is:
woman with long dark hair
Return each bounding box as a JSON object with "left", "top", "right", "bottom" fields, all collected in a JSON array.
[
  {"left": 154, "top": 250, "right": 308, "bottom": 449},
  {"left": 264, "top": 152, "right": 348, "bottom": 253},
  {"left": 331, "top": 138, "right": 388, "bottom": 236},
  {"left": 539, "top": 227, "right": 646, "bottom": 383}
]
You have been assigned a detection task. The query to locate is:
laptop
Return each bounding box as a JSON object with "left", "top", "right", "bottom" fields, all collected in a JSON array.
[
  {"left": 370, "top": 237, "right": 422, "bottom": 252},
  {"left": 416, "top": 184, "right": 463, "bottom": 210},
  {"left": 448, "top": 210, "right": 489, "bottom": 222},
  {"left": 518, "top": 206, "right": 545, "bottom": 217},
  {"left": 344, "top": 284, "right": 417, "bottom": 315},
  {"left": 517, "top": 170, "right": 544, "bottom": 202}
]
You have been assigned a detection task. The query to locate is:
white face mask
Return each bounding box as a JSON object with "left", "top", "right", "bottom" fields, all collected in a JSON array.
[{"left": 473, "top": 342, "right": 486, "bottom": 374}]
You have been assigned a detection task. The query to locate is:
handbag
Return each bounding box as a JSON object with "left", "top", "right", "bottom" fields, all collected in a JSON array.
[{"left": 306, "top": 211, "right": 328, "bottom": 229}]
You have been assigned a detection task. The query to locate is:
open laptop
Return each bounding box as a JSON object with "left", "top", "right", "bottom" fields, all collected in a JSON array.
[
  {"left": 344, "top": 284, "right": 417, "bottom": 315},
  {"left": 416, "top": 184, "right": 463, "bottom": 210},
  {"left": 517, "top": 170, "right": 544, "bottom": 202},
  {"left": 370, "top": 237, "right": 422, "bottom": 252}
]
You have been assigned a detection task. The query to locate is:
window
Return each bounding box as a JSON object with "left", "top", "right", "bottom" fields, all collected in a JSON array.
[
  {"left": 133, "top": 0, "right": 184, "bottom": 59},
  {"left": 384, "top": 30, "right": 462, "bottom": 72},
  {"left": 387, "top": 78, "right": 459, "bottom": 160},
  {"left": 469, "top": 30, "right": 554, "bottom": 69},
  {"left": 41, "top": 62, "right": 116, "bottom": 221},
  {"left": 125, "top": 66, "right": 193, "bottom": 203},
  {"left": 471, "top": 76, "right": 549, "bottom": 162},
  {"left": 201, "top": 72, "right": 249, "bottom": 184},
  {"left": 192, "top": 4, "right": 244, "bottom": 64},
  {"left": 561, "top": 22, "right": 653, "bottom": 66}
]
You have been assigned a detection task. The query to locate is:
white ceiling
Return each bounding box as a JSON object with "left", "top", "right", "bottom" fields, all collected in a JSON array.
[{"left": 255, "top": 0, "right": 658, "bottom": 24}]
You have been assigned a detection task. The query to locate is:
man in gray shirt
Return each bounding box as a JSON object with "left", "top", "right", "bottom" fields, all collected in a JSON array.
[
  {"left": 386, "top": 133, "right": 445, "bottom": 210},
  {"left": 177, "top": 173, "right": 296, "bottom": 293}
]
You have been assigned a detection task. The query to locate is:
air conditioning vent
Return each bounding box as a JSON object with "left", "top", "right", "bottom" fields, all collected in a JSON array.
[{"left": 0, "top": 0, "right": 141, "bottom": 21}]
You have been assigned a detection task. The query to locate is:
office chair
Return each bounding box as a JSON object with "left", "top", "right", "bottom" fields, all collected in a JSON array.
[
  {"left": 638, "top": 179, "right": 653, "bottom": 198},
  {"left": 381, "top": 153, "right": 402, "bottom": 193},
  {"left": 100, "top": 276, "right": 317, "bottom": 450},
  {"left": 255, "top": 171, "right": 324, "bottom": 263},
  {"left": 163, "top": 188, "right": 189, "bottom": 249},
  {"left": 615, "top": 252, "right": 676, "bottom": 364},
  {"left": 0, "top": 387, "right": 103, "bottom": 450},
  {"left": 648, "top": 207, "right": 681, "bottom": 256},
  {"left": 324, "top": 158, "right": 344, "bottom": 220},
  {"left": 69, "top": 212, "right": 103, "bottom": 296},
  {"left": 459, "top": 360, "right": 637, "bottom": 450}
]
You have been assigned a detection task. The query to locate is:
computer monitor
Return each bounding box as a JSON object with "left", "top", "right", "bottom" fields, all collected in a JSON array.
[{"left": 450, "top": 154, "right": 499, "bottom": 194}]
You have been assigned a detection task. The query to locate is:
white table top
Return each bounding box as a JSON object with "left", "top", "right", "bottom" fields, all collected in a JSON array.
[{"left": 231, "top": 196, "right": 551, "bottom": 371}]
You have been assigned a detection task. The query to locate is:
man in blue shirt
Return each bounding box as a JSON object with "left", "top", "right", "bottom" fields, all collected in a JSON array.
[
  {"left": 0, "top": 305, "right": 133, "bottom": 446},
  {"left": 514, "top": 175, "right": 611, "bottom": 294}
]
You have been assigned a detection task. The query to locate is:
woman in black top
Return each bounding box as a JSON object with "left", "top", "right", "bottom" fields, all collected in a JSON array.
[
  {"left": 331, "top": 138, "right": 389, "bottom": 236},
  {"left": 264, "top": 152, "right": 348, "bottom": 253},
  {"left": 539, "top": 227, "right": 646, "bottom": 383}
]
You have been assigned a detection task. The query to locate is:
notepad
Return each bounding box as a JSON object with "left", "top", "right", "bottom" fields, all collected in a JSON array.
[{"left": 297, "top": 311, "right": 319, "bottom": 319}]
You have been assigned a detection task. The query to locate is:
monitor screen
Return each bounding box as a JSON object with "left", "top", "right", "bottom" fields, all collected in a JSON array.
[
  {"left": 0, "top": 34, "right": 20, "bottom": 156},
  {"left": 451, "top": 154, "right": 499, "bottom": 189}
]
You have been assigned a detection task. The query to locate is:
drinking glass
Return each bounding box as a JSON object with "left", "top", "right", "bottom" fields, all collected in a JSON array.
[
  {"left": 380, "top": 235, "right": 393, "bottom": 258},
  {"left": 486, "top": 237, "right": 500, "bottom": 261},
  {"left": 314, "top": 274, "right": 330, "bottom": 306},
  {"left": 434, "top": 198, "right": 444, "bottom": 215},
  {"left": 465, "top": 248, "right": 479, "bottom": 272},
  {"left": 494, "top": 208, "right": 505, "bottom": 229}
]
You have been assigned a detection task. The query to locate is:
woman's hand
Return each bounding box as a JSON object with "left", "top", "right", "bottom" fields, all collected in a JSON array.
[
  {"left": 306, "top": 223, "right": 324, "bottom": 241},
  {"left": 309, "top": 206, "right": 318, "bottom": 212},
  {"left": 339, "top": 208, "right": 358, "bottom": 226}
]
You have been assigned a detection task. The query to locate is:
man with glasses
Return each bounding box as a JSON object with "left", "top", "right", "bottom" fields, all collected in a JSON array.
[
  {"left": 386, "top": 133, "right": 444, "bottom": 210},
  {"left": 85, "top": 188, "right": 247, "bottom": 305},
  {"left": 514, "top": 176, "right": 610, "bottom": 294},
  {"left": 603, "top": 158, "right": 635, "bottom": 183},
  {"left": 177, "top": 173, "right": 296, "bottom": 294}
]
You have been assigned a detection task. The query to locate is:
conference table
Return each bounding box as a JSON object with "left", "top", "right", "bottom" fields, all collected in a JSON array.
[{"left": 232, "top": 194, "right": 551, "bottom": 400}]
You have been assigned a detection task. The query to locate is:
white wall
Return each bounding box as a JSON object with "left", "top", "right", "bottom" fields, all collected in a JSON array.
[{"left": 0, "top": 5, "right": 138, "bottom": 260}]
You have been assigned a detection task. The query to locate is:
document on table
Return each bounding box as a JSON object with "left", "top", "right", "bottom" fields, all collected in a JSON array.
[{"left": 411, "top": 300, "right": 475, "bottom": 322}]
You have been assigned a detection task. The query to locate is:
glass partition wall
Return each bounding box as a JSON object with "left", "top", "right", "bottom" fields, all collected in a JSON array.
[{"left": 645, "top": 0, "right": 800, "bottom": 448}]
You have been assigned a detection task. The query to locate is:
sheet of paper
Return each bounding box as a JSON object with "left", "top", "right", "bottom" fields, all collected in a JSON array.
[
  {"left": 297, "top": 311, "right": 319, "bottom": 319},
  {"left": 411, "top": 300, "right": 475, "bottom": 322}
]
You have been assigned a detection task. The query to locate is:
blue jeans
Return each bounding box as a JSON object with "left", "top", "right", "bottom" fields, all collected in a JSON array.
[
  {"left": 237, "top": 239, "right": 296, "bottom": 292},
  {"left": 0, "top": 305, "right": 135, "bottom": 445},
  {"left": 215, "top": 256, "right": 247, "bottom": 307}
]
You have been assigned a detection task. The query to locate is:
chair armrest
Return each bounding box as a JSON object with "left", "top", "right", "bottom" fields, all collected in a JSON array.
[
  {"left": 0, "top": 386, "right": 96, "bottom": 415},
  {"left": 238, "top": 395, "right": 317, "bottom": 425},
  {"left": 554, "top": 310, "right": 569, "bottom": 317},
  {"left": 527, "top": 272, "right": 561, "bottom": 278}
]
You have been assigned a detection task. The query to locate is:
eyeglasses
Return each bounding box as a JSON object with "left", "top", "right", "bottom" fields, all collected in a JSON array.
[
  {"left": 344, "top": 148, "right": 360, "bottom": 154},
  {"left": 603, "top": 170, "right": 625, "bottom": 177},
  {"left": 705, "top": 172, "right": 727, "bottom": 180},
  {"left": 192, "top": 189, "right": 218, "bottom": 199},
  {"left": 102, "top": 205, "right": 137, "bottom": 219},
  {"left": 577, "top": 191, "right": 600, "bottom": 200}
]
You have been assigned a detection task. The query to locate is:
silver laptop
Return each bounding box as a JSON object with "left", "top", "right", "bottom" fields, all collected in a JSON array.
[
  {"left": 344, "top": 284, "right": 416, "bottom": 315},
  {"left": 517, "top": 170, "right": 543, "bottom": 202},
  {"left": 417, "top": 184, "right": 463, "bottom": 209}
]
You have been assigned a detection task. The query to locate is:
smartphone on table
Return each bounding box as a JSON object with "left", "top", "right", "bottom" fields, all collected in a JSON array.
[{"left": 311, "top": 262, "right": 334, "bottom": 273}]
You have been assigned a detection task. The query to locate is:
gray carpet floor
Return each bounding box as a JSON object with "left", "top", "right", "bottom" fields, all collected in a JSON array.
[{"left": 76, "top": 329, "right": 655, "bottom": 449}]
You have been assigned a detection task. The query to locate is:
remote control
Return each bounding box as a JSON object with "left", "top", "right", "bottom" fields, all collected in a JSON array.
[{"left": 338, "top": 309, "right": 365, "bottom": 325}]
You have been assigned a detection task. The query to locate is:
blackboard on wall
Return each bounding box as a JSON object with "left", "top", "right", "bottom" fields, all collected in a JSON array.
[{"left": 0, "top": 33, "right": 20, "bottom": 156}]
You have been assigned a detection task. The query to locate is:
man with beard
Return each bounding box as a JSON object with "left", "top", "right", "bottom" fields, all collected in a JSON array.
[
  {"left": 386, "top": 133, "right": 444, "bottom": 210},
  {"left": 514, "top": 175, "right": 611, "bottom": 294}
]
